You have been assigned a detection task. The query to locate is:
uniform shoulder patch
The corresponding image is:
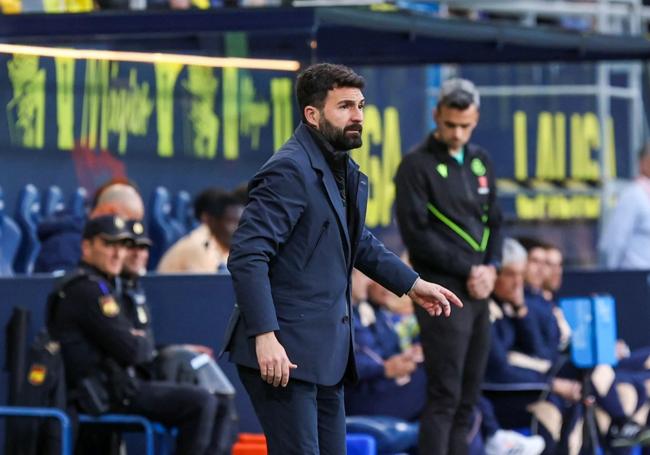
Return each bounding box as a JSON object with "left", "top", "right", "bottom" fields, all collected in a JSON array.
[
  {"left": 28, "top": 364, "right": 47, "bottom": 385},
  {"left": 99, "top": 295, "right": 120, "bottom": 317}
]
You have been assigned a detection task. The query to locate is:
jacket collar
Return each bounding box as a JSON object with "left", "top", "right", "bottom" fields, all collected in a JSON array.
[{"left": 294, "top": 123, "right": 353, "bottom": 252}]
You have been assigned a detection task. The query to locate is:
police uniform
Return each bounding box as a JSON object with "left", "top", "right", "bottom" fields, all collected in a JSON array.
[{"left": 48, "top": 215, "right": 221, "bottom": 455}]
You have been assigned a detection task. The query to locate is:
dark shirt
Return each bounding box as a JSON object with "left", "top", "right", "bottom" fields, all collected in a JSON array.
[
  {"left": 306, "top": 123, "right": 349, "bottom": 208},
  {"left": 306, "top": 122, "right": 360, "bottom": 263}
]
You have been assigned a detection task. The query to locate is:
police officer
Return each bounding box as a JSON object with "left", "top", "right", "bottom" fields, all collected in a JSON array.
[
  {"left": 48, "top": 215, "right": 222, "bottom": 455},
  {"left": 121, "top": 219, "right": 236, "bottom": 454}
]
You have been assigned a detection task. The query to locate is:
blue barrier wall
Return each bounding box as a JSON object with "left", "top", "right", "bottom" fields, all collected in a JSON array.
[
  {"left": 2, "top": 269, "right": 650, "bottom": 439},
  {"left": 0, "top": 273, "right": 262, "bottom": 434}
]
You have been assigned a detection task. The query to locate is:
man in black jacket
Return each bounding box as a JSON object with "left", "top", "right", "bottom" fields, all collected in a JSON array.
[{"left": 395, "top": 78, "right": 503, "bottom": 455}]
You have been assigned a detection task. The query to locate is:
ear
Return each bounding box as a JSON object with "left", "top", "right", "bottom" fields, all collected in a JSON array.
[
  {"left": 304, "top": 106, "right": 320, "bottom": 129},
  {"left": 80, "top": 239, "right": 92, "bottom": 261}
]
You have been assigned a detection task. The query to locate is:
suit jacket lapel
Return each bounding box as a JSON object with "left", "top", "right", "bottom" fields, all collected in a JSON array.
[{"left": 295, "top": 124, "right": 351, "bottom": 254}]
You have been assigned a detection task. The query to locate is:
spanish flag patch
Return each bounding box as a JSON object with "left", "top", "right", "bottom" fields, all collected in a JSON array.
[
  {"left": 99, "top": 295, "right": 120, "bottom": 317},
  {"left": 28, "top": 364, "right": 47, "bottom": 385}
]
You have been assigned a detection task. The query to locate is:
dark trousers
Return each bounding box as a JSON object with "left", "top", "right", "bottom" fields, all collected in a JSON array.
[
  {"left": 415, "top": 279, "right": 490, "bottom": 455},
  {"left": 237, "top": 365, "right": 346, "bottom": 455},
  {"left": 126, "top": 380, "right": 221, "bottom": 455}
]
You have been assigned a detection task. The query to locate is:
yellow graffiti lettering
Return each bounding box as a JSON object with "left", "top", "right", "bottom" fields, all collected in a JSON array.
[
  {"left": 105, "top": 68, "right": 153, "bottom": 154},
  {"left": 223, "top": 67, "right": 239, "bottom": 160},
  {"left": 155, "top": 62, "right": 183, "bottom": 158},
  {"left": 571, "top": 113, "right": 600, "bottom": 180},
  {"left": 535, "top": 112, "right": 566, "bottom": 180},
  {"left": 607, "top": 117, "right": 617, "bottom": 178},
  {"left": 55, "top": 57, "right": 75, "bottom": 150},
  {"left": 379, "top": 107, "right": 401, "bottom": 226},
  {"left": 350, "top": 105, "right": 402, "bottom": 228},
  {"left": 271, "top": 78, "right": 293, "bottom": 152},
  {"left": 81, "top": 61, "right": 152, "bottom": 153},
  {"left": 80, "top": 59, "right": 109, "bottom": 149},
  {"left": 240, "top": 74, "right": 270, "bottom": 151},
  {"left": 182, "top": 66, "right": 219, "bottom": 159},
  {"left": 7, "top": 55, "right": 46, "bottom": 149},
  {"left": 514, "top": 110, "right": 528, "bottom": 180},
  {"left": 515, "top": 110, "right": 617, "bottom": 182},
  {"left": 515, "top": 194, "right": 600, "bottom": 220}
]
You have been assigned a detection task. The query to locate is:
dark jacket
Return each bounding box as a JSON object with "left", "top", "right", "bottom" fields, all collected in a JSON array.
[
  {"left": 395, "top": 133, "right": 502, "bottom": 281},
  {"left": 34, "top": 212, "right": 84, "bottom": 274},
  {"left": 48, "top": 263, "right": 154, "bottom": 390},
  {"left": 224, "top": 123, "right": 418, "bottom": 386},
  {"left": 484, "top": 300, "right": 548, "bottom": 384}
]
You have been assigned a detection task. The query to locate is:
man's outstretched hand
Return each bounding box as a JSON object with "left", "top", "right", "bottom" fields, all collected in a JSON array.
[{"left": 408, "top": 278, "right": 463, "bottom": 317}]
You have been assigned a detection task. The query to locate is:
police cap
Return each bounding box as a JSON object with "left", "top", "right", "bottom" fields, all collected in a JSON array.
[
  {"left": 127, "top": 220, "right": 153, "bottom": 247},
  {"left": 83, "top": 215, "right": 133, "bottom": 242}
]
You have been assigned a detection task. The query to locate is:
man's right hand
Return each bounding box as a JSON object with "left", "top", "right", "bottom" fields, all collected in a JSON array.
[
  {"left": 384, "top": 354, "right": 417, "bottom": 379},
  {"left": 255, "top": 332, "right": 297, "bottom": 387}
]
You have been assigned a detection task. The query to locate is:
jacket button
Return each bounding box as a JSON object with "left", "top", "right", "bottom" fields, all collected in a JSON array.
[{"left": 341, "top": 315, "right": 349, "bottom": 324}]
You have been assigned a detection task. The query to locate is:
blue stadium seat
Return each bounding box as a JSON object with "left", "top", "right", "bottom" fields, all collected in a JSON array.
[
  {"left": 173, "top": 190, "right": 194, "bottom": 234},
  {"left": 148, "top": 186, "right": 176, "bottom": 269},
  {"left": 42, "top": 185, "right": 65, "bottom": 217},
  {"left": 69, "top": 187, "right": 88, "bottom": 219},
  {"left": 346, "top": 433, "right": 377, "bottom": 455},
  {"left": 0, "top": 187, "right": 22, "bottom": 276},
  {"left": 13, "top": 184, "right": 42, "bottom": 274},
  {"left": 346, "top": 416, "right": 417, "bottom": 454}
]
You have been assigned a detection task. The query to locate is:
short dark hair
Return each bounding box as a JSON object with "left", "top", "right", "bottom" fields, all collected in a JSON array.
[
  {"left": 437, "top": 78, "right": 480, "bottom": 111},
  {"left": 296, "top": 63, "right": 365, "bottom": 122},
  {"left": 193, "top": 188, "right": 240, "bottom": 220},
  {"left": 517, "top": 237, "right": 552, "bottom": 253}
]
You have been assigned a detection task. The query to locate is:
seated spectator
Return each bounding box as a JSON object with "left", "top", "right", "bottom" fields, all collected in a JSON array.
[
  {"left": 34, "top": 178, "right": 144, "bottom": 274},
  {"left": 488, "top": 238, "right": 650, "bottom": 452},
  {"left": 157, "top": 188, "right": 242, "bottom": 274},
  {"left": 47, "top": 215, "right": 223, "bottom": 454},
  {"left": 347, "top": 269, "right": 544, "bottom": 455}
]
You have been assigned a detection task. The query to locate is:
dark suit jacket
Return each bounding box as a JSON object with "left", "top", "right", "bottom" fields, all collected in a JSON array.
[{"left": 224, "top": 123, "right": 418, "bottom": 386}]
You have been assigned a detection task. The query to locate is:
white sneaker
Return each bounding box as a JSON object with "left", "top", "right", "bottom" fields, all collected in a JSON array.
[{"left": 484, "top": 429, "right": 546, "bottom": 455}]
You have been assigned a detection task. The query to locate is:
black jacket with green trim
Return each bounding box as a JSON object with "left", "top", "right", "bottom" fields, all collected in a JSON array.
[{"left": 395, "top": 132, "right": 502, "bottom": 280}]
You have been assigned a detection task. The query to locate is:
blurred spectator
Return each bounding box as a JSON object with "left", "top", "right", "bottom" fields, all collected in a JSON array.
[
  {"left": 157, "top": 188, "right": 243, "bottom": 274},
  {"left": 347, "top": 269, "right": 545, "bottom": 455},
  {"left": 599, "top": 144, "right": 650, "bottom": 270},
  {"left": 345, "top": 275, "right": 426, "bottom": 421},
  {"left": 499, "top": 239, "right": 650, "bottom": 451},
  {"left": 34, "top": 178, "right": 143, "bottom": 274}
]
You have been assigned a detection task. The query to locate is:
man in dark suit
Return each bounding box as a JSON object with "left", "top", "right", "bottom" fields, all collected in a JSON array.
[{"left": 224, "top": 63, "right": 463, "bottom": 455}]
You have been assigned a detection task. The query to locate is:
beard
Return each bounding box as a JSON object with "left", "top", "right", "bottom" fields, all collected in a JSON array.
[{"left": 318, "top": 116, "right": 363, "bottom": 151}]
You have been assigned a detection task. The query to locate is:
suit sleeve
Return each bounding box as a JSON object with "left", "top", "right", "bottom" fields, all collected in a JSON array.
[
  {"left": 68, "top": 281, "right": 154, "bottom": 366},
  {"left": 394, "top": 157, "right": 475, "bottom": 278},
  {"left": 354, "top": 227, "right": 418, "bottom": 296},
  {"left": 227, "top": 157, "right": 307, "bottom": 337}
]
